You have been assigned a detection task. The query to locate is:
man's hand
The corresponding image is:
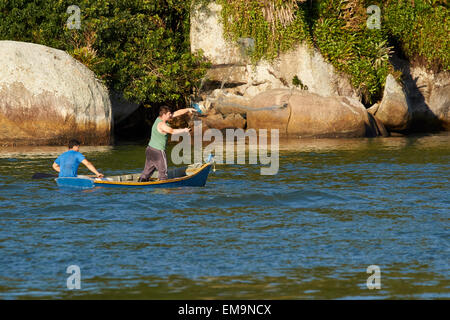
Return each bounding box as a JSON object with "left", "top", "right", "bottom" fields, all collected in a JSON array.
[{"left": 82, "top": 159, "right": 103, "bottom": 178}]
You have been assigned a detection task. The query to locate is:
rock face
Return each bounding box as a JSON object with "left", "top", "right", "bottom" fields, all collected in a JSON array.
[
  {"left": 246, "top": 89, "right": 292, "bottom": 133},
  {"left": 390, "top": 56, "right": 450, "bottom": 132},
  {"left": 202, "top": 112, "right": 246, "bottom": 131},
  {"left": 190, "top": 1, "right": 359, "bottom": 100},
  {"left": 369, "top": 113, "right": 390, "bottom": 137},
  {"left": 190, "top": 2, "right": 241, "bottom": 65},
  {"left": 373, "top": 74, "right": 412, "bottom": 132},
  {"left": 428, "top": 85, "right": 450, "bottom": 130},
  {"left": 191, "top": 2, "right": 450, "bottom": 135},
  {"left": 206, "top": 91, "right": 252, "bottom": 116},
  {"left": 189, "top": 1, "right": 382, "bottom": 138},
  {"left": 246, "top": 89, "right": 375, "bottom": 138},
  {"left": 406, "top": 67, "right": 449, "bottom": 131},
  {"left": 0, "top": 41, "right": 112, "bottom": 145}
]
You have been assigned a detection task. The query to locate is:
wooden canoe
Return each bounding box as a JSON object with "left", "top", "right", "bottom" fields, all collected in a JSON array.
[{"left": 56, "top": 162, "right": 212, "bottom": 189}]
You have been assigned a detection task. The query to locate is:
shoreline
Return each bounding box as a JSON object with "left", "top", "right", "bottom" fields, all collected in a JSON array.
[{"left": 1, "top": 132, "right": 448, "bottom": 156}]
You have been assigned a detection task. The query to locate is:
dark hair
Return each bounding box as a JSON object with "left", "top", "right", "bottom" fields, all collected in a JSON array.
[
  {"left": 159, "top": 106, "right": 172, "bottom": 117},
  {"left": 68, "top": 139, "right": 81, "bottom": 149}
]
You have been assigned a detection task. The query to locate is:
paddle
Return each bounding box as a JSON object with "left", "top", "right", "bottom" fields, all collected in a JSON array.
[{"left": 32, "top": 172, "right": 58, "bottom": 179}]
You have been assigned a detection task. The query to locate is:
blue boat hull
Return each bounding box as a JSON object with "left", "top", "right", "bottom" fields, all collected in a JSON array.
[
  {"left": 56, "top": 163, "right": 212, "bottom": 189},
  {"left": 56, "top": 177, "right": 95, "bottom": 189}
]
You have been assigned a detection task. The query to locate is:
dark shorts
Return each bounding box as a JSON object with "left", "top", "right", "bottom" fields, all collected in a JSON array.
[{"left": 139, "top": 146, "right": 168, "bottom": 181}]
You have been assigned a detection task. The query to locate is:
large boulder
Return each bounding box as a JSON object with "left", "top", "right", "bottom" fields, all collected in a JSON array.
[
  {"left": 202, "top": 112, "right": 246, "bottom": 131},
  {"left": 374, "top": 74, "right": 412, "bottom": 132},
  {"left": 272, "top": 42, "right": 358, "bottom": 99},
  {"left": 247, "top": 89, "right": 375, "bottom": 138},
  {"left": 0, "top": 41, "right": 112, "bottom": 145},
  {"left": 390, "top": 56, "right": 450, "bottom": 132},
  {"left": 246, "top": 89, "right": 292, "bottom": 133},
  {"left": 206, "top": 91, "right": 252, "bottom": 116}
]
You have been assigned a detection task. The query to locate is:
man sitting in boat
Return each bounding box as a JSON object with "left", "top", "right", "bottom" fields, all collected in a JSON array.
[
  {"left": 52, "top": 139, "right": 104, "bottom": 178},
  {"left": 138, "top": 106, "right": 196, "bottom": 182}
]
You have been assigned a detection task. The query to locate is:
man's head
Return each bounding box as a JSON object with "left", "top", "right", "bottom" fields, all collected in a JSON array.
[
  {"left": 159, "top": 106, "right": 172, "bottom": 121},
  {"left": 68, "top": 139, "right": 81, "bottom": 151}
]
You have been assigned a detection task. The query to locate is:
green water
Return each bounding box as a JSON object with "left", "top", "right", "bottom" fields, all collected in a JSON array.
[{"left": 0, "top": 134, "right": 448, "bottom": 299}]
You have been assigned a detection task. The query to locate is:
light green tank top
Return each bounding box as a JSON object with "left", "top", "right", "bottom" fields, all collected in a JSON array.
[{"left": 148, "top": 118, "right": 169, "bottom": 151}]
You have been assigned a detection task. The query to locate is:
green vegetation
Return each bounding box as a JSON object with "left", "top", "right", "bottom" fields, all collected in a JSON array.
[
  {"left": 0, "top": 0, "right": 447, "bottom": 107},
  {"left": 311, "top": 0, "right": 393, "bottom": 103},
  {"left": 0, "top": 0, "right": 209, "bottom": 108},
  {"left": 292, "top": 75, "right": 308, "bottom": 90},
  {"left": 219, "top": 0, "right": 311, "bottom": 61},
  {"left": 383, "top": 0, "right": 449, "bottom": 71},
  {"left": 218, "top": 0, "right": 449, "bottom": 104}
]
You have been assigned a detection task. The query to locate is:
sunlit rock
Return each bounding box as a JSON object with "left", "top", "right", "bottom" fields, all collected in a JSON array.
[{"left": 0, "top": 40, "right": 112, "bottom": 146}]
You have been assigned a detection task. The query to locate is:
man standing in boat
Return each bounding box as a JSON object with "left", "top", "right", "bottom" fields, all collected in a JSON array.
[
  {"left": 138, "top": 106, "right": 196, "bottom": 182},
  {"left": 52, "top": 139, "right": 104, "bottom": 178}
]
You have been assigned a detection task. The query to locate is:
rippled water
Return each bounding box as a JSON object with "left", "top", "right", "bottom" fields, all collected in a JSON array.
[{"left": 0, "top": 134, "right": 449, "bottom": 299}]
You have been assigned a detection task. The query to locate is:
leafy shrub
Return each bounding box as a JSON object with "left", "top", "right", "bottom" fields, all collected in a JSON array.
[
  {"left": 1, "top": 0, "right": 447, "bottom": 109},
  {"left": 219, "top": 0, "right": 394, "bottom": 104},
  {"left": 0, "top": 0, "right": 210, "bottom": 108},
  {"left": 311, "top": 0, "right": 394, "bottom": 104},
  {"left": 217, "top": 0, "right": 448, "bottom": 104},
  {"left": 383, "top": 0, "right": 449, "bottom": 71},
  {"left": 219, "top": 0, "right": 311, "bottom": 62}
]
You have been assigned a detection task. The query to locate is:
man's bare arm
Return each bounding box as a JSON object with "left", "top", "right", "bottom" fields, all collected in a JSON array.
[
  {"left": 81, "top": 159, "right": 104, "bottom": 178},
  {"left": 172, "top": 108, "right": 196, "bottom": 118},
  {"left": 52, "top": 162, "right": 60, "bottom": 173},
  {"left": 158, "top": 122, "right": 190, "bottom": 135}
]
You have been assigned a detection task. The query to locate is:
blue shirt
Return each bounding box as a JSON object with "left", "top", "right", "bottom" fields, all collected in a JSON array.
[{"left": 54, "top": 150, "right": 85, "bottom": 177}]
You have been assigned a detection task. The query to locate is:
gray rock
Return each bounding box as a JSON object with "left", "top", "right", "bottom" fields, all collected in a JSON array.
[
  {"left": 428, "top": 85, "right": 449, "bottom": 130},
  {"left": 407, "top": 68, "right": 450, "bottom": 131},
  {"left": 390, "top": 56, "right": 449, "bottom": 132},
  {"left": 376, "top": 74, "right": 412, "bottom": 132},
  {"left": 367, "top": 113, "right": 389, "bottom": 137},
  {"left": 208, "top": 92, "right": 252, "bottom": 115},
  {"left": 367, "top": 103, "right": 379, "bottom": 116},
  {"left": 247, "top": 89, "right": 377, "bottom": 138},
  {"left": 202, "top": 112, "right": 246, "bottom": 131},
  {"left": 0, "top": 40, "right": 112, "bottom": 145},
  {"left": 190, "top": 2, "right": 241, "bottom": 65},
  {"left": 190, "top": 2, "right": 359, "bottom": 100}
]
